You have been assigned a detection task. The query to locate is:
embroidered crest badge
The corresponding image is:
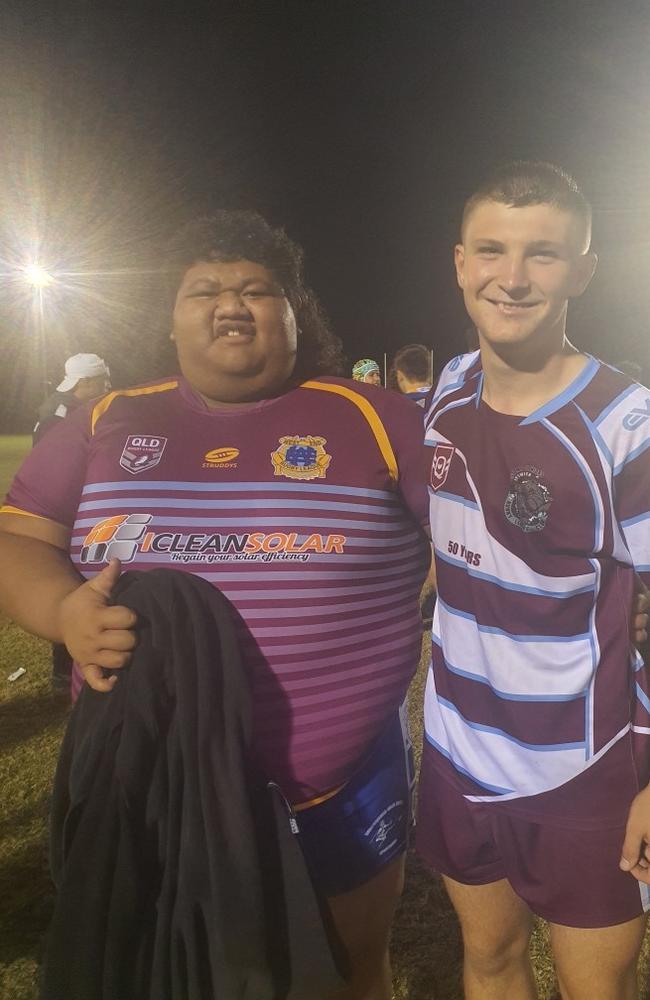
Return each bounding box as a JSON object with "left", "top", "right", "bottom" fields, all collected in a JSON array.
[
  {"left": 271, "top": 435, "right": 332, "bottom": 481},
  {"left": 504, "top": 466, "right": 553, "bottom": 533},
  {"left": 430, "top": 443, "right": 455, "bottom": 491},
  {"left": 120, "top": 435, "right": 167, "bottom": 475}
]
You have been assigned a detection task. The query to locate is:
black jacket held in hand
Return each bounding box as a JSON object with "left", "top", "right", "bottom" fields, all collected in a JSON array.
[{"left": 43, "top": 569, "right": 343, "bottom": 1000}]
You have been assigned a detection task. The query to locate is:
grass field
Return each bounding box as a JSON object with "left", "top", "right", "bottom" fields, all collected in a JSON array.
[{"left": 0, "top": 434, "right": 649, "bottom": 998}]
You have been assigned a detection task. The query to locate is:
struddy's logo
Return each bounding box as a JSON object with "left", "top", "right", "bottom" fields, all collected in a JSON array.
[
  {"left": 203, "top": 447, "right": 239, "bottom": 469},
  {"left": 430, "top": 444, "right": 455, "bottom": 491},
  {"left": 504, "top": 466, "right": 553, "bottom": 533},
  {"left": 271, "top": 435, "right": 332, "bottom": 481},
  {"left": 120, "top": 435, "right": 167, "bottom": 475},
  {"left": 80, "top": 514, "right": 152, "bottom": 563},
  {"left": 80, "top": 513, "right": 347, "bottom": 565}
]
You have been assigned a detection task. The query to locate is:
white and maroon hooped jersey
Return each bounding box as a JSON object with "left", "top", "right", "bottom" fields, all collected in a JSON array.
[
  {"left": 423, "top": 351, "right": 650, "bottom": 813},
  {"left": 4, "top": 376, "right": 430, "bottom": 803}
]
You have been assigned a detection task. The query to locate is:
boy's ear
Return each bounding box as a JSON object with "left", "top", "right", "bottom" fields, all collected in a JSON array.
[
  {"left": 454, "top": 244, "right": 466, "bottom": 290},
  {"left": 569, "top": 251, "right": 598, "bottom": 298}
]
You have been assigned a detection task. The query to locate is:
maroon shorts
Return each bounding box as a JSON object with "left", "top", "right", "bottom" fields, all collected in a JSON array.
[{"left": 416, "top": 740, "right": 650, "bottom": 928}]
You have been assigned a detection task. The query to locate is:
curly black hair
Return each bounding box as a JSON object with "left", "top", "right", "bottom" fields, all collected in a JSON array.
[{"left": 166, "top": 210, "right": 345, "bottom": 380}]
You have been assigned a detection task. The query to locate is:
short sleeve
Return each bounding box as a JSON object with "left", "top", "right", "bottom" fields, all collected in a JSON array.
[
  {"left": 3, "top": 405, "right": 92, "bottom": 528},
  {"left": 380, "top": 394, "right": 429, "bottom": 528}
]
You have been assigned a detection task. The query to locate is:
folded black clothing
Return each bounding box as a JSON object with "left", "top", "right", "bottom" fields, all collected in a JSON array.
[{"left": 43, "top": 569, "right": 343, "bottom": 1000}]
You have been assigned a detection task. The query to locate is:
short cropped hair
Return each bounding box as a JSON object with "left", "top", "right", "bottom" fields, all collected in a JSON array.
[
  {"left": 393, "top": 344, "right": 432, "bottom": 384},
  {"left": 167, "top": 210, "right": 345, "bottom": 379},
  {"left": 461, "top": 161, "right": 592, "bottom": 253}
]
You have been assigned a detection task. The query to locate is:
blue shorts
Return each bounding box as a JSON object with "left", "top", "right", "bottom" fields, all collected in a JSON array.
[{"left": 295, "top": 705, "right": 415, "bottom": 897}]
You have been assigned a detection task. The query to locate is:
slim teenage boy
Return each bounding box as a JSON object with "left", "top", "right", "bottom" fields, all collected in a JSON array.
[{"left": 417, "top": 161, "right": 650, "bottom": 999}]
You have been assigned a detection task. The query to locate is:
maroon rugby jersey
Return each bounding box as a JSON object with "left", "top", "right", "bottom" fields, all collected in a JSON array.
[
  {"left": 422, "top": 351, "right": 650, "bottom": 825},
  {"left": 5, "top": 376, "right": 430, "bottom": 802}
]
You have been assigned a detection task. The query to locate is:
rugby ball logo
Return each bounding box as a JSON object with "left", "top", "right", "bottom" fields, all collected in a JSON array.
[{"left": 204, "top": 447, "right": 240, "bottom": 463}]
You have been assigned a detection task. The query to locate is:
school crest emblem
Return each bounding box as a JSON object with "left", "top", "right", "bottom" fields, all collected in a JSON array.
[
  {"left": 504, "top": 466, "right": 553, "bottom": 533},
  {"left": 120, "top": 435, "right": 167, "bottom": 475},
  {"left": 430, "top": 443, "right": 455, "bottom": 491},
  {"left": 271, "top": 435, "right": 332, "bottom": 481}
]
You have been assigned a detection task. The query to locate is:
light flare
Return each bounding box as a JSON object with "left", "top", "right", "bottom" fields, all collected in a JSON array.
[{"left": 22, "top": 262, "right": 54, "bottom": 288}]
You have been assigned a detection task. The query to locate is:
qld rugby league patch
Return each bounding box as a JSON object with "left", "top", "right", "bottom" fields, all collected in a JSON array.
[
  {"left": 430, "top": 443, "right": 455, "bottom": 491},
  {"left": 120, "top": 435, "right": 167, "bottom": 475}
]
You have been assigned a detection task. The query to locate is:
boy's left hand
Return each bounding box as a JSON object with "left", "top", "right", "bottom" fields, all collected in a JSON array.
[{"left": 632, "top": 585, "right": 649, "bottom": 647}]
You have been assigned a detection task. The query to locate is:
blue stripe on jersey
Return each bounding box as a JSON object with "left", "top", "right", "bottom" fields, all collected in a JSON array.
[
  {"left": 593, "top": 383, "right": 638, "bottom": 427},
  {"left": 430, "top": 375, "right": 467, "bottom": 401},
  {"left": 438, "top": 597, "right": 591, "bottom": 643},
  {"left": 620, "top": 511, "right": 650, "bottom": 528},
  {"left": 424, "top": 732, "right": 514, "bottom": 794},
  {"left": 75, "top": 509, "right": 405, "bottom": 531},
  {"left": 428, "top": 358, "right": 480, "bottom": 408},
  {"left": 429, "top": 491, "right": 480, "bottom": 511},
  {"left": 584, "top": 558, "right": 601, "bottom": 759},
  {"left": 614, "top": 437, "right": 650, "bottom": 476},
  {"left": 541, "top": 417, "right": 603, "bottom": 552},
  {"left": 636, "top": 682, "right": 650, "bottom": 716},
  {"left": 437, "top": 696, "right": 586, "bottom": 752},
  {"left": 432, "top": 636, "right": 587, "bottom": 702},
  {"left": 433, "top": 394, "right": 478, "bottom": 422},
  {"left": 434, "top": 548, "right": 594, "bottom": 598},
  {"left": 474, "top": 372, "right": 484, "bottom": 408},
  {"left": 80, "top": 481, "right": 397, "bottom": 499},
  {"left": 575, "top": 404, "right": 614, "bottom": 468},
  {"left": 77, "top": 497, "right": 398, "bottom": 515},
  {"left": 519, "top": 357, "right": 599, "bottom": 426}
]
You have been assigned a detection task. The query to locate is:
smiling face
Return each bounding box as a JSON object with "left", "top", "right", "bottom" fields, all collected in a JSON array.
[
  {"left": 455, "top": 200, "right": 596, "bottom": 356},
  {"left": 171, "top": 258, "right": 298, "bottom": 404}
]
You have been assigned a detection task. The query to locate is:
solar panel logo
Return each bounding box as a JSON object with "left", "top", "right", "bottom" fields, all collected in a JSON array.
[{"left": 80, "top": 513, "right": 152, "bottom": 564}]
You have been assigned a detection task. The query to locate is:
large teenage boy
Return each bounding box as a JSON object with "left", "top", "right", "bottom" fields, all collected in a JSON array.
[{"left": 416, "top": 162, "right": 650, "bottom": 999}]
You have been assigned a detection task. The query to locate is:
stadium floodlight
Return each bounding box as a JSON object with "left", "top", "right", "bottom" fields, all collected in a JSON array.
[{"left": 23, "top": 262, "right": 53, "bottom": 288}]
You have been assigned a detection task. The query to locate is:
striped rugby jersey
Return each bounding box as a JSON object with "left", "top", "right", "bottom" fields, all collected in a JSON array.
[
  {"left": 423, "top": 351, "right": 650, "bottom": 814},
  {"left": 4, "top": 376, "right": 430, "bottom": 803}
]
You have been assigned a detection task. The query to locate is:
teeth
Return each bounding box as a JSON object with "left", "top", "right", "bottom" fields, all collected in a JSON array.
[{"left": 227, "top": 330, "right": 241, "bottom": 336}]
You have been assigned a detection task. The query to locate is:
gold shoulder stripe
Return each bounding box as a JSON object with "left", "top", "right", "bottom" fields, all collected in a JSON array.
[
  {"left": 91, "top": 381, "right": 179, "bottom": 435},
  {"left": 0, "top": 505, "right": 51, "bottom": 520},
  {"left": 299, "top": 380, "right": 398, "bottom": 482}
]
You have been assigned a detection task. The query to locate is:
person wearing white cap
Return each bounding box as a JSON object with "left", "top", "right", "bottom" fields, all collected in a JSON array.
[
  {"left": 33, "top": 354, "right": 111, "bottom": 445},
  {"left": 32, "top": 354, "right": 111, "bottom": 689}
]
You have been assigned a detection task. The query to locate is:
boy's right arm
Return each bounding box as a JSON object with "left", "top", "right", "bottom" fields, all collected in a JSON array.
[{"left": 0, "top": 514, "right": 137, "bottom": 692}]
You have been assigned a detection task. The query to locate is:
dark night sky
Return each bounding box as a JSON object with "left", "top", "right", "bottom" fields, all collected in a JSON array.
[{"left": 1, "top": 0, "right": 650, "bottom": 429}]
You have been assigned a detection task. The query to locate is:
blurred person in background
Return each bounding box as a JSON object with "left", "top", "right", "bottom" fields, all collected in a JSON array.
[
  {"left": 31, "top": 352, "right": 111, "bottom": 688},
  {"left": 33, "top": 353, "right": 111, "bottom": 445},
  {"left": 352, "top": 358, "right": 382, "bottom": 386},
  {"left": 392, "top": 344, "right": 433, "bottom": 405}
]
